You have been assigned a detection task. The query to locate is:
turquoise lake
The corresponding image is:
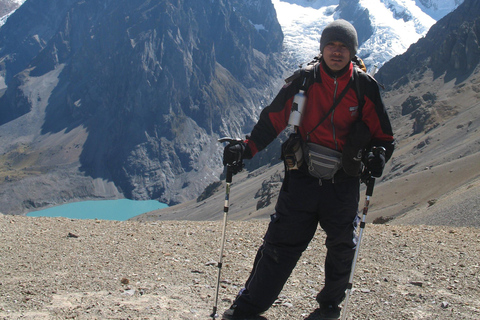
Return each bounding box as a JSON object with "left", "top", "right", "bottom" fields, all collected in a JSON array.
[{"left": 26, "top": 199, "right": 168, "bottom": 221}]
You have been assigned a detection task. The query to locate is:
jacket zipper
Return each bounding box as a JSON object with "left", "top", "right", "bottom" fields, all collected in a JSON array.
[{"left": 331, "top": 76, "right": 338, "bottom": 150}]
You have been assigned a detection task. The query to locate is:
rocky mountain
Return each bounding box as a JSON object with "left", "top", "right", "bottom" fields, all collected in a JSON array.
[
  {"left": 135, "top": 0, "right": 480, "bottom": 226},
  {"left": 0, "top": 0, "right": 476, "bottom": 218},
  {"left": 0, "top": 0, "right": 286, "bottom": 214},
  {"left": 376, "top": 0, "right": 479, "bottom": 88}
]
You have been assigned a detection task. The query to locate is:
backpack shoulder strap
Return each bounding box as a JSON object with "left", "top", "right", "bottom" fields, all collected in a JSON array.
[
  {"left": 353, "top": 65, "right": 370, "bottom": 120},
  {"left": 353, "top": 64, "right": 382, "bottom": 120}
]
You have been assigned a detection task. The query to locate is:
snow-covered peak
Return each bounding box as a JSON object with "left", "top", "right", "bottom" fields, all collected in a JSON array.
[
  {"left": 273, "top": 0, "right": 463, "bottom": 72},
  {"left": 415, "top": 0, "right": 464, "bottom": 20},
  {"left": 272, "top": 0, "right": 337, "bottom": 66},
  {"left": 0, "top": 0, "right": 27, "bottom": 28},
  {"left": 357, "top": 0, "right": 436, "bottom": 70}
]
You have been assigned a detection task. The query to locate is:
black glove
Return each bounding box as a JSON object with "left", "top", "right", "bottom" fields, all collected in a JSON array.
[
  {"left": 365, "top": 147, "right": 386, "bottom": 178},
  {"left": 223, "top": 141, "right": 246, "bottom": 166},
  {"left": 342, "top": 121, "right": 371, "bottom": 176}
]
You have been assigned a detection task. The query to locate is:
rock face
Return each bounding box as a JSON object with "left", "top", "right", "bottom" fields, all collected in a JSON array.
[
  {"left": 337, "top": 0, "right": 374, "bottom": 46},
  {"left": 133, "top": 0, "right": 480, "bottom": 227},
  {"left": 0, "top": 0, "right": 285, "bottom": 213},
  {"left": 374, "top": 0, "right": 480, "bottom": 142},
  {"left": 376, "top": 0, "right": 480, "bottom": 88}
]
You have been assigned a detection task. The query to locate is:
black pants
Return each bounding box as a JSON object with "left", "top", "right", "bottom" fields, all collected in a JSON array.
[{"left": 234, "top": 169, "right": 360, "bottom": 314}]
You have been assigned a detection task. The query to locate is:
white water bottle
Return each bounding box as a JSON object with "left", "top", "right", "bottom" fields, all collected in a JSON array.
[{"left": 288, "top": 90, "right": 307, "bottom": 127}]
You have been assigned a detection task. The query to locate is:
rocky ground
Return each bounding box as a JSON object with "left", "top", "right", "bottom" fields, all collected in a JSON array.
[{"left": 1, "top": 214, "right": 479, "bottom": 319}]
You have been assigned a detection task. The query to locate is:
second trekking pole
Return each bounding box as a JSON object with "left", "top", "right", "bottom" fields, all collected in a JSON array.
[
  {"left": 341, "top": 146, "right": 385, "bottom": 320},
  {"left": 341, "top": 175, "right": 375, "bottom": 320},
  {"left": 211, "top": 138, "right": 243, "bottom": 319}
]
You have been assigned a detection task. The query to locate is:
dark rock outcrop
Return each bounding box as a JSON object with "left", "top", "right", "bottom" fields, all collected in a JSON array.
[
  {"left": 0, "top": 0, "right": 285, "bottom": 212},
  {"left": 337, "top": 0, "right": 374, "bottom": 47}
]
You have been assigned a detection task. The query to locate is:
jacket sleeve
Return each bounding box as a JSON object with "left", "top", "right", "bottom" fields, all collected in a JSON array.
[
  {"left": 244, "top": 80, "right": 300, "bottom": 158},
  {"left": 360, "top": 76, "right": 395, "bottom": 162}
]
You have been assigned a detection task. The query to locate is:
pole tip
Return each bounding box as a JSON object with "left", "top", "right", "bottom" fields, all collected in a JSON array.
[{"left": 210, "top": 308, "right": 219, "bottom": 319}]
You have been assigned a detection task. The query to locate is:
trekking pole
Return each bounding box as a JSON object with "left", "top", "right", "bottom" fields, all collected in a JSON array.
[
  {"left": 341, "top": 146, "right": 385, "bottom": 320},
  {"left": 211, "top": 138, "right": 243, "bottom": 319}
]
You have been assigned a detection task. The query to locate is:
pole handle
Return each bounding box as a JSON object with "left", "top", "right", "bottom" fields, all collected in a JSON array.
[
  {"left": 365, "top": 176, "right": 375, "bottom": 196},
  {"left": 362, "top": 145, "right": 384, "bottom": 195},
  {"left": 219, "top": 137, "right": 244, "bottom": 177},
  {"left": 226, "top": 165, "right": 233, "bottom": 183}
]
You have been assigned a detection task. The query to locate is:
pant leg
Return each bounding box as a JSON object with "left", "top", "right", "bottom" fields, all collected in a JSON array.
[
  {"left": 317, "top": 177, "right": 360, "bottom": 306},
  {"left": 233, "top": 170, "right": 321, "bottom": 314}
]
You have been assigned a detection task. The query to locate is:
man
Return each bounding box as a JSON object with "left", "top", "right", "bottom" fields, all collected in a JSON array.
[{"left": 222, "top": 19, "right": 394, "bottom": 320}]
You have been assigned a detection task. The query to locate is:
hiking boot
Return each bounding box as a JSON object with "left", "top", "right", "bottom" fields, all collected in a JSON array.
[
  {"left": 317, "top": 303, "right": 341, "bottom": 319},
  {"left": 221, "top": 304, "right": 264, "bottom": 320}
]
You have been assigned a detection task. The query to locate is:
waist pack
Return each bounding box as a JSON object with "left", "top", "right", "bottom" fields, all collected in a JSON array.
[{"left": 304, "top": 143, "right": 342, "bottom": 180}]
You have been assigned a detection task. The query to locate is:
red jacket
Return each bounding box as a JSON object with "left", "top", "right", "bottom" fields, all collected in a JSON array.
[{"left": 245, "top": 61, "right": 394, "bottom": 160}]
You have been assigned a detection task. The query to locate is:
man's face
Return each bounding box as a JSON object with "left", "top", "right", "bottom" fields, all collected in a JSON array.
[{"left": 323, "top": 41, "right": 351, "bottom": 72}]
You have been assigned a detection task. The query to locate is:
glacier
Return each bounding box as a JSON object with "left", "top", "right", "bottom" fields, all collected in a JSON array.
[{"left": 272, "top": 0, "right": 463, "bottom": 71}]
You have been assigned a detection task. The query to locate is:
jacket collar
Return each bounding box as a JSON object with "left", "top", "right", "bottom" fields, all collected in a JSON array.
[{"left": 320, "top": 61, "right": 353, "bottom": 79}]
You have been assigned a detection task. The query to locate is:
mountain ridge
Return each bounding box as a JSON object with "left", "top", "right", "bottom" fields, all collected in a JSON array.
[
  {"left": 0, "top": 0, "right": 286, "bottom": 214},
  {"left": 135, "top": 0, "right": 480, "bottom": 226},
  {"left": 0, "top": 0, "right": 477, "bottom": 218}
]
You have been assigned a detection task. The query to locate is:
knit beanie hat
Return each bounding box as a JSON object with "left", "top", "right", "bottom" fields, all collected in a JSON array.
[{"left": 320, "top": 19, "right": 358, "bottom": 59}]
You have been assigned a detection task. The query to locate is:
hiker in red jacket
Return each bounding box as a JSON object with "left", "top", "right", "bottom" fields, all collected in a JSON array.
[{"left": 222, "top": 19, "right": 394, "bottom": 320}]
